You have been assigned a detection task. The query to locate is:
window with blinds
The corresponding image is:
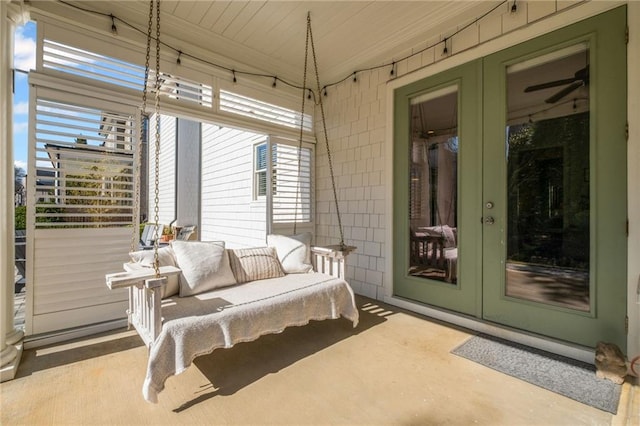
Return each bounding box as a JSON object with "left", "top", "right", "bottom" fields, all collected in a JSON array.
[
  {"left": 149, "top": 70, "right": 213, "bottom": 108},
  {"left": 43, "top": 39, "right": 145, "bottom": 90},
  {"left": 271, "top": 143, "right": 312, "bottom": 223},
  {"left": 43, "top": 39, "right": 213, "bottom": 108},
  {"left": 220, "top": 90, "right": 312, "bottom": 132},
  {"left": 33, "top": 97, "right": 136, "bottom": 228},
  {"left": 410, "top": 163, "right": 423, "bottom": 220},
  {"left": 254, "top": 143, "right": 268, "bottom": 199}
]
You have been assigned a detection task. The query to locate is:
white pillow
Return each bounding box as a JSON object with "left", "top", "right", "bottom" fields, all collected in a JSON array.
[
  {"left": 128, "top": 246, "right": 179, "bottom": 298},
  {"left": 441, "top": 225, "right": 457, "bottom": 248},
  {"left": 171, "top": 240, "right": 237, "bottom": 297},
  {"left": 267, "top": 233, "right": 313, "bottom": 274}
]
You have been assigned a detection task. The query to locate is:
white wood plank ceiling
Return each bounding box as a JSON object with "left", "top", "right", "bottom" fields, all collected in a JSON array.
[{"left": 67, "top": 1, "right": 496, "bottom": 85}]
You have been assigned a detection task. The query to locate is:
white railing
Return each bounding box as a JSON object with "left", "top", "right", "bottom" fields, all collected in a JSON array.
[{"left": 311, "top": 245, "right": 355, "bottom": 279}]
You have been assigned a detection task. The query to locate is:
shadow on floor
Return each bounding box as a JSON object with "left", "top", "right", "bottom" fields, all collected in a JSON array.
[
  {"left": 175, "top": 297, "right": 395, "bottom": 411},
  {"left": 16, "top": 331, "right": 144, "bottom": 378}
]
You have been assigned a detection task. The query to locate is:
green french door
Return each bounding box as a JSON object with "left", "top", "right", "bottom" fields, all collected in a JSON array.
[
  {"left": 394, "top": 6, "right": 627, "bottom": 350},
  {"left": 482, "top": 7, "right": 627, "bottom": 350},
  {"left": 393, "top": 60, "right": 482, "bottom": 316}
]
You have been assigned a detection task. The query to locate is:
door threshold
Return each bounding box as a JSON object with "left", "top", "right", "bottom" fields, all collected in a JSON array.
[{"left": 384, "top": 295, "right": 594, "bottom": 364}]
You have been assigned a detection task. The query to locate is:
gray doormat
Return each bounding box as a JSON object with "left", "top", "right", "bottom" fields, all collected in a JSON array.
[{"left": 452, "top": 334, "right": 622, "bottom": 414}]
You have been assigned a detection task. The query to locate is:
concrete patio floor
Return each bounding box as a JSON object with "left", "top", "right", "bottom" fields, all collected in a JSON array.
[{"left": 1, "top": 295, "right": 638, "bottom": 425}]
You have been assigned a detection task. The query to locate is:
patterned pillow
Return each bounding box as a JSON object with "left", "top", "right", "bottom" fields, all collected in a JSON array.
[
  {"left": 171, "top": 241, "right": 237, "bottom": 297},
  {"left": 228, "top": 247, "right": 285, "bottom": 284},
  {"left": 129, "top": 246, "right": 179, "bottom": 298},
  {"left": 267, "top": 233, "right": 313, "bottom": 274}
]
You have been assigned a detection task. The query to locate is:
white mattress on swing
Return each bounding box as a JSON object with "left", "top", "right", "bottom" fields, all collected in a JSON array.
[{"left": 143, "top": 271, "right": 359, "bottom": 403}]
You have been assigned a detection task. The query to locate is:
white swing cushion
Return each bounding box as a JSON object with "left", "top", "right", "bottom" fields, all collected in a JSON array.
[
  {"left": 128, "top": 246, "right": 180, "bottom": 298},
  {"left": 267, "top": 233, "right": 313, "bottom": 274},
  {"left": 171, "top": 241, "right": 237, "bottom": 297}
]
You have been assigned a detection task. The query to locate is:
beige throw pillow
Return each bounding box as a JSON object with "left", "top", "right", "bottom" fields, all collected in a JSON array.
[
  {"left": 171, "top": 241, "right": 237, "bottom": 297},
  {"left": 267, "top": 233, "right": 313, "bottom": 274},
  {"left": 228, "top": 247, "right": 285, "bottom": 284},
  {"left": 129, "top": 246, "right": 179, "bottom": 298}
]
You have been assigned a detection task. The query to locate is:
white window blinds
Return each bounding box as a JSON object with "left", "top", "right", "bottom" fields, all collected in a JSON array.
[
  {"left": 220, "top": 90, "right": 312, "bottom": 132},
  {"left": 33, "top": 97, "right": 136, "bottom": 228},
  {"left": 271, "top": 143, "right": 313, "bottom": 223}
]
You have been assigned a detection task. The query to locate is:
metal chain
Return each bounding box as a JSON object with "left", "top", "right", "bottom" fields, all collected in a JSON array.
[
  {"left": 152, "top": 0, "right": 161, "bottom": 277},
  {"left": 293, "top": 13, "right": 311, "bottom": 235},
  {"left": 307, "top": 14, "right": 345, "bottom": 249},
  {"left": 130, "top": 0, "right": 154, "bottom": 254}
]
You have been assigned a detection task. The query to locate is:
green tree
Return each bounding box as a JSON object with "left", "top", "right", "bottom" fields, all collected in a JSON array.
[
  {"left": 14, "top": 165, "right": 25, "bottom": 194},
  {"left": 15, "top": 206, "right": 26, "bottom": 230}
]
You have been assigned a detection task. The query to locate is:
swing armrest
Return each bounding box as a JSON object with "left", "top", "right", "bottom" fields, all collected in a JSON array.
[
  {"left": 105, "top": 265, "right": 181, "bottom": 290},
  {"left": 311, "top": 245, "right": 356, "bottom": 279}
]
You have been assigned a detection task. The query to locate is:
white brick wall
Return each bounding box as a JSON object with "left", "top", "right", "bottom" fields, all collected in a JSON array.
[{"left": 314, "top": 0, "right": 583, "bottom": 298}]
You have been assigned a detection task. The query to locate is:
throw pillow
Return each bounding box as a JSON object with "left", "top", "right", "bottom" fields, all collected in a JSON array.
[
  {"left": 129, "top": 246, "right": 179, "bottom": 298},
  {"left": 171, "top": 240, "right": 237, "bottom": 297},
  {"left": 267, "top": 233, "right": 313, "bottom": 274},
  {"left": 228, "top": 246, "right": 285, "bottom": 284}
]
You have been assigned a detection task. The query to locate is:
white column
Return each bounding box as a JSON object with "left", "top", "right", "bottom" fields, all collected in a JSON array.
[{"left": 1, "top": 0, "right": 28, "bottom": 382}]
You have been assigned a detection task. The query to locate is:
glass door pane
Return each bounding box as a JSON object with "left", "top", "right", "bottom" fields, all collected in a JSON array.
[
  {"left": 505, "top": 45, "right": 590, "bottom": 311},
  {"left": 482, "top": 6, "right": 627, "bottom": 350},
  {"left": 393, "top": 59, "right": 481, "bottom": 317},
  {"left": 408, "top": 87, "right": 458, "bottom": 283}
]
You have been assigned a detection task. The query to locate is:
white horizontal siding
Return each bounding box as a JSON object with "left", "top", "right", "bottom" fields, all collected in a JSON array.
[
  {"left": 149, "top": 114, "right": 176, "bottom": 226},
  {"left": 31, "top": 227, "right": 130, "bottom": 334},
  {"left": 31, "top": 303, "right": 128, "bottom": 337},
  {"left": 176, "top": 120, "right": 201, "bottom": 227},
  {"left": 201, "top": 124, "right": 266, "bottom": 248}
]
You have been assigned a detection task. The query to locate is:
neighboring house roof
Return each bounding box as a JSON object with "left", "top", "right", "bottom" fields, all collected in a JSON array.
[{"left": 35, "top": 169, "right": 55, "bottom": 187}]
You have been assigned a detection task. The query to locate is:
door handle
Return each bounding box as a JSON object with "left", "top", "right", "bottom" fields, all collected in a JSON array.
[{"left": 484, "top": 216, "right": 495, "bottom": 225}]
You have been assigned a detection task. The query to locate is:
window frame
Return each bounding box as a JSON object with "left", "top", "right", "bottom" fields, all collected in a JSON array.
[{"left": 253, "top": 142, "right": 268, "bottom": 200}]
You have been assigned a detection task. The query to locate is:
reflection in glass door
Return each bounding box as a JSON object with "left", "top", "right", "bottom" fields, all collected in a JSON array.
[
  {"left": 393, "top": 60, "right": 481, "bottom": 317},
  {"left": 408, "top": 87, "right": 458, "bottom": 284},
  {"left": 505, "top": 45, "right": 590, "bottom": 311},
  {"left": 482, "top": 6, "right": 627, "bottom": 350}
]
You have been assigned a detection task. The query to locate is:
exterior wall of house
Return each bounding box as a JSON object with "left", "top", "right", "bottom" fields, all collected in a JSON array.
[
  {"left": 176, "top": 119, "right": 200, "bottom": 228},
  {"left": 200, "top": 123, "right": 267, "bottom": 248},
  {"left": 149, "top": 114, "right": 176, "bottom": 227},
  {"left": 314, "top": 0, "right": 639, "bottom": 357},
  {"left": 316, "top": 0, "right": 591, "bottom": 298}
]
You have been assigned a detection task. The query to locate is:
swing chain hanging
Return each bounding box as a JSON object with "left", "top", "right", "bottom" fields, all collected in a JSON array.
[
  {"left": 152, "top": 0, "right": 161, "bottom": 277},
  {"left": 305, "top": 13, "right": 346, "bottom": 250},
  {"left": 130, "top": 0, "right": 154, "bottom": 254},
  {"left": 293, "top": 13, "right": 311, "bottom": 236}
]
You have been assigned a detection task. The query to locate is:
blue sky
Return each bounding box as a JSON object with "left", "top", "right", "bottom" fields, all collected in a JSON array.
[{"left": 13, "top": 21, "right": 36, "bottom": 172}]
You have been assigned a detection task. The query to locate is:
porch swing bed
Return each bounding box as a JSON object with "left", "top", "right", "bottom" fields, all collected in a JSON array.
[
  {"left": 105, "top": 5, "right": 358, "bottom": 403},
  {"left": 107, "top": 240, "right": 358, "bottom": 403}
]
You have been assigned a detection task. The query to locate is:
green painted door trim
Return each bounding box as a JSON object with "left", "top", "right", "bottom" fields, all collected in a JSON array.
[
  {"left": 393, "top": 60, "right": 483, "bottom": 316},
  {"left": 482, "top": 6, "right": 628, "bottom": 351}
]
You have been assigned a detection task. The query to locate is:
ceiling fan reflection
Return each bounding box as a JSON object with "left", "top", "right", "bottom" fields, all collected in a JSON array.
[{"left": 524, "top": 66, "right": 589, "bottom": 104}]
